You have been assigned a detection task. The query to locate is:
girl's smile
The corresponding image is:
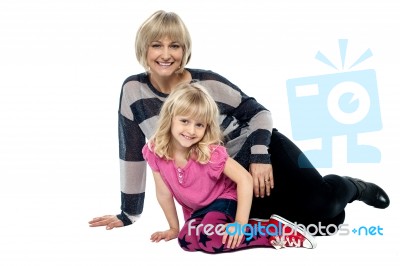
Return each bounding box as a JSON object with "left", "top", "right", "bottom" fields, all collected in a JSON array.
[{"left": 171, "top": 115, "right": 207, "bottom": 151}]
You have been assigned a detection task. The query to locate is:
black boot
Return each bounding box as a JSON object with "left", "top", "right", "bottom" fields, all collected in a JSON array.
[{"left": 344, "top": 176, "right": 390, "bottom": 209}]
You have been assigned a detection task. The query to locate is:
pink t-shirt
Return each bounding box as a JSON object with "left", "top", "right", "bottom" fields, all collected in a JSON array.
[{"left": 142, "top": 144, "right": 237, "bottom": 220}]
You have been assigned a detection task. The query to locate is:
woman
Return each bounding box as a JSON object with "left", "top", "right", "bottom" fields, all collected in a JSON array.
[{"left": 88, "top": 10, "right": 389, "bottom": 233}]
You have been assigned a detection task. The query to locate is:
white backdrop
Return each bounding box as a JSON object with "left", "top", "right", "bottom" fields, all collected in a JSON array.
[{"left": 1, "top": 0, "right": 399, "bottom": 265}]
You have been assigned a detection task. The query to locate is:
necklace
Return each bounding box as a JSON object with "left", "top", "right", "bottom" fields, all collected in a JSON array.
[{"left": 177, "top": 167, "right": 184, "bottom": 184}]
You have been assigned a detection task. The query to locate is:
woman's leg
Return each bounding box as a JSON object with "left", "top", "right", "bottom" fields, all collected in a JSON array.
[
  {"left": 250, "top": 129, "right": 389, "bottom": 230},
  {"left": 249, "top": 129, "right": 360, "bottom": 228}
]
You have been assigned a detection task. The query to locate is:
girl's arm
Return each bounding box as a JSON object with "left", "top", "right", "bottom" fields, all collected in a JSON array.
[
  {"left": 150, "top": 170, "right": 180, "bottom": 242},
  {"left": 221, "top": 157, "right": 253, "bottom": 248},
  {"left": 223, "top": 157, "right": 253, "bottom": 225}
]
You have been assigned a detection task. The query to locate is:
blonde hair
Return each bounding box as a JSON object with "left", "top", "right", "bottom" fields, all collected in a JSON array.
[
  {"left": 135, "top": 10, "right": 192, "bottom": 74},
  {"left": 151, "top": 83, "right": 222, "bottom": 163}
]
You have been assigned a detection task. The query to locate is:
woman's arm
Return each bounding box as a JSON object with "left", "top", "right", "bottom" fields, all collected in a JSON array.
[
  {"left": 150, "top": 171, "right": 180, "bottom": 242},
  {"left": 195, "top": 70, "right": 274, "bottom": 198},
  {"left": 89, "top": 80, "right": 146, "bottom": 229}
]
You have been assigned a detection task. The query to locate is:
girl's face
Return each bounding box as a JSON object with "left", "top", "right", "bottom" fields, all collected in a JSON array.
[
  {"left": 171, "top": 115, "right": 206, "bottom": 151},
  {"left": 147, "top": 36, "right": 183, "bottom": 78}
]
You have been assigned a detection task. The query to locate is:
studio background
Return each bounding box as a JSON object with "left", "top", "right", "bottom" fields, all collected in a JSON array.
[{"left": 1, "top": 0, "right": 398, "bottom": 265}]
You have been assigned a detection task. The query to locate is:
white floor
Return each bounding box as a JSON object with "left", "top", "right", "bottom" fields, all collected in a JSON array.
[
  {"left": 1, "top": 172, "right": 397, "bottom": 266},
  {"left": 1, "top": 0, "right": 399, "bottom": 265}
]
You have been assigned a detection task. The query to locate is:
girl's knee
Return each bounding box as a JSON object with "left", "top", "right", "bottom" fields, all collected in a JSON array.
[{"left": 177, "top": 233, "right": 198, "bottom": 252}]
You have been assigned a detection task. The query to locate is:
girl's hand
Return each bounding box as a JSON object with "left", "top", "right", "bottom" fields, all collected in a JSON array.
[
  {"left": 221, "top": 223, "right": 244, "bottom": 249},
  {"left": 250, "top": 163, "right": 274, "bottom": 198},
  {"left": 150, "top": 228, "right": 179, "bottom": 242},
  {"left": 88, "top": 215, "right": 124, "bottom": 230}
]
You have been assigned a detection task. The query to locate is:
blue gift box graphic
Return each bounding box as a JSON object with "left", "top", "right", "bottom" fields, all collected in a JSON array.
[{"left": 286, "top": 40, "right": 382, "bottom": 168}]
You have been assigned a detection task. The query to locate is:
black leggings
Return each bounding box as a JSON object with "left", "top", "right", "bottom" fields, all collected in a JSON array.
[{"left": 247, "top": 129, "right": 358, "bottom": 231}]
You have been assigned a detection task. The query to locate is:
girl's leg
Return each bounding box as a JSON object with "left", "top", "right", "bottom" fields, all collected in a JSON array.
[
  {"left": 177, "top": 217, "right": 203, "bottom": 252},
  {"left": 178, "top": 212, "right": 271, "bottom": 253}
]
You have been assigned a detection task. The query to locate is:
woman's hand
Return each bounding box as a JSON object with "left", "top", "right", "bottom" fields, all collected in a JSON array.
[
  {"left": 150, "top": 228, "right": 179, "bottom": 242},
  {"left": 250, "top": 163, "right": 274, "bottom": 198},
  {"left": 88, "top": 215, "right": 124, "bottom": 230}
]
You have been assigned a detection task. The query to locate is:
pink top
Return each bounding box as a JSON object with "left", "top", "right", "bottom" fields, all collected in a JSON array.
[{"left": 142, "top": 144, "right": 237, "bottom": 221}]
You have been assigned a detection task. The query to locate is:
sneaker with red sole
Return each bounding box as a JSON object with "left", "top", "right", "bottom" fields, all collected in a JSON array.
[
  {"left": 248, "top": 217, "right": 269, "bottom": 227},
  {"left": 247, "top": 218, "right": 270, "bottom": 239},
  {"left": 267, "top": 214, "right": 317, "bottom": 249}
]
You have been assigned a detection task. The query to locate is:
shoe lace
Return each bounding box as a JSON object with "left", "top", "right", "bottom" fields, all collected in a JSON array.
[{"left": 270, "top": 236, "right": 287, "bottom": 248}]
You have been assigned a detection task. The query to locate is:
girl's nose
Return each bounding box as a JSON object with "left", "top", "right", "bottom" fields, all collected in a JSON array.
[{"left": 187, "top": 124, "right": 195, "bottom": 135}]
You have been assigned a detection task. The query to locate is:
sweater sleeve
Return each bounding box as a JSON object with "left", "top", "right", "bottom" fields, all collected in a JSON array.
[
  {"left": 194, "top": 69, "right": 273, "bottom": 165},
  {"left": 234, "top": 94, "right": 273, "bottom": 164},
  {"left": 117, "top": 83, "right": 147, "bottom": 226},
  {"left": 221, "top": 76, "right": 273, "bottom": 164}
]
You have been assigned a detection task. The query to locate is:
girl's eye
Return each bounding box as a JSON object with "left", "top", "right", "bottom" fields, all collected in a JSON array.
[
  {"left": 180, "top": 119, "right": 188, "bottom": 124},
  {"left": 196, "top": 123, "right": 205, "bottom": 128}
]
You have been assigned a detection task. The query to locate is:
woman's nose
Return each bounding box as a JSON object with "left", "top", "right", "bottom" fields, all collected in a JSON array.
[{"left": 161, "top": 47, "right": 170, "bottom": 59}]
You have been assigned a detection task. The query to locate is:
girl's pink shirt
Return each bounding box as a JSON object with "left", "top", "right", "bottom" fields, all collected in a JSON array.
[{"left": 142, "top": 144, "right": 237, "bottom": 221}]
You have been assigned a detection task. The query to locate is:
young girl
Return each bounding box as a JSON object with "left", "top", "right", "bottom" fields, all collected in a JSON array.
[{"left": 142, "top": 82, "right": 316, "bottom": 253}]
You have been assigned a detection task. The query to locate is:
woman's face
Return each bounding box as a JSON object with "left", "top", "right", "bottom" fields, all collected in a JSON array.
[{"left": 146, "top": 36, "right": 183, "bottom": 78}]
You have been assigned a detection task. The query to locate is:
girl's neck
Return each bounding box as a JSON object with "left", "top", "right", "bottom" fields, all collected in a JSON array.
[
  {"left": 172, "top": 145, "right": 196, "bottom": 168},
  {"left": 173, "top": 150, "right": 189, "bottom": 168}
]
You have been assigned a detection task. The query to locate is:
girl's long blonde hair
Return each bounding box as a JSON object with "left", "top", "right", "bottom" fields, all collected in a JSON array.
[{"left": 150, "top": 82, "right": 222, "bottom": 163}]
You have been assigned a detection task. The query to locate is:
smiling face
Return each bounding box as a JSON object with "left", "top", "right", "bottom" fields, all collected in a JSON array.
[
  {"left": 146, "top": 36, "right": 184, "bottom": 78},
  {"left": 170, "top": 115, "right": 207, "bottom": 151},
  {"left": 135, "top": 11, "right": 192, "bottom": 74},
  {"left": 151, "top": 83, "right": 222, "bottom": 162}
]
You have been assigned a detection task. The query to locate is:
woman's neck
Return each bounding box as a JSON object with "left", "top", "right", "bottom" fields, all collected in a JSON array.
[{"left": 149, "top": 70, "right": 190, "bottom": 94}]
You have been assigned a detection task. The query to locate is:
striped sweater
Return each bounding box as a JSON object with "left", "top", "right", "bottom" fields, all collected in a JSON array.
[{"left": 117, "top": 68, "right": 273, "bottom": 225}]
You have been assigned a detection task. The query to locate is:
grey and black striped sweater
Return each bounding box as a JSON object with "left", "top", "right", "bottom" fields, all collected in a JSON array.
[{"left": 117, "top": 68, "right": 273, "bottom": 225}]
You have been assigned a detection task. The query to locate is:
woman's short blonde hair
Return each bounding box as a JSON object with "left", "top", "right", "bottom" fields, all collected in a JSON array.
[
  {"left": 151, "top": 82, "right": 222, "bottom": 163},
  {"left": 135, "top": 10, "right": 192, "bottom": 74}
]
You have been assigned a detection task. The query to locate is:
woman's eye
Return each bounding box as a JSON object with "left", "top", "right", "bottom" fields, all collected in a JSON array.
[
  {"left": 151, "top": 44, "right": 161, "bottom": 48},
  {"left": 171, "top": 44, "right": 180, "bottom": 49}
]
